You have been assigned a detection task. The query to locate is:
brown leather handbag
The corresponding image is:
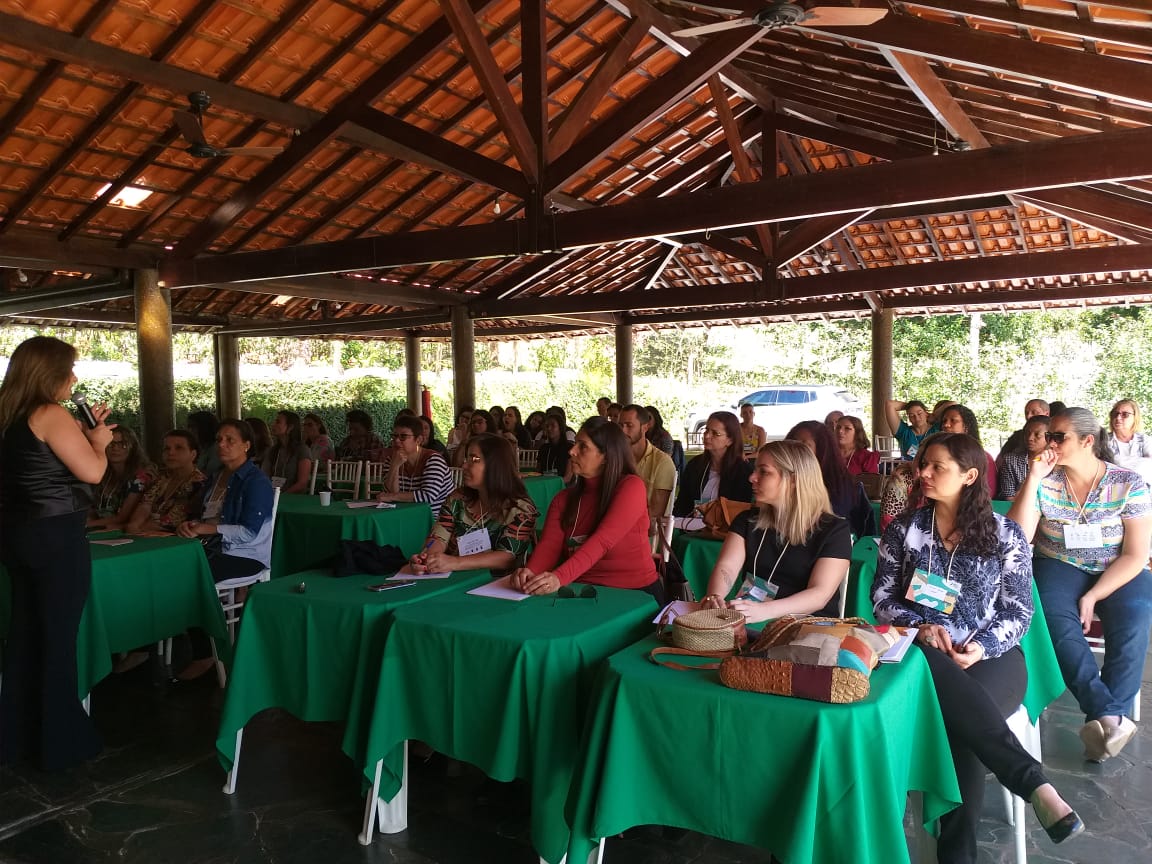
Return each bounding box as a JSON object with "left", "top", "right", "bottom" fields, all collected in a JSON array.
[{"left": 697, "top": 497, "right": 752, "bottom": 538}]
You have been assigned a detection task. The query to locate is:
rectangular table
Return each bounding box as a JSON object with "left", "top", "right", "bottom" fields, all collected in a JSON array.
[
  {"left": 215, "top": 568, "right": 490, "bottom": 794},
  {"left": 1, "top": 533, "right": 228, "bottom": 698},
  {"left": 269, "top": 495, "right": 434, "bottom": 578},
  {"left": 358, "top": 583, "right": 657, "bottom": 862},
  {"left": 566, "top": 637, "right": 962, "bottom": 864}
]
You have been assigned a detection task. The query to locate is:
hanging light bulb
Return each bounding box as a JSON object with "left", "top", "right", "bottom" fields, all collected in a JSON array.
[{"left": 493, "top": 197, "right": 502, "bottom": 215}]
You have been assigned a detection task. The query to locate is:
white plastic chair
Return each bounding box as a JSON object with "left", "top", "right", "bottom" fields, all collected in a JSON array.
[
  {"left": 1086, "top": 617, "right": 1141, "bottom": 721},
  {"left": 308, "top": 458, "right": 321, "bottom": 495},
  {"left": 325, "top": 459, "right": 363, "bottom": 500},
  {"left": 210, "top": 487, "right": 281, "bottom": 689},
  {"left": 518, "top": 448, "right": 537, "bottom": 473},
  {"left": 362, "top": 461, "right": 389, "bottom": 500},
  {"left": 1000, "top": 704, "right": 1043, "bottom": 864}
]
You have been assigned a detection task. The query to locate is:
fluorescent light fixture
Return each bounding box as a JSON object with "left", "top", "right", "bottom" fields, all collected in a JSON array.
[
  {"left": 96, "top": 183, "right": 153, "bottom": 208},
  {"left": 271, "top": 294, "right": 293, "bottom": 305}
]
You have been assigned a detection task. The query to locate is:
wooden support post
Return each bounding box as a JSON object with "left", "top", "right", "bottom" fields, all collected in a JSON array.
[
  {"left": 450, "top": 306, "right": 475, "bottom": 417},
  {"left": 404, "top": 330, "right": 421, "bottom": 412},
  {"left": 871, "top": 308, "right": 894, "bottom": 439},
  {"left": 134, "top": 268, "right": 174, "bottom": 461},
  {"left": 214, "top": 333, "right": 241, "bottom": 419},
  {"left": 615, "top": 320, "right": 633, "bottom": 407}
]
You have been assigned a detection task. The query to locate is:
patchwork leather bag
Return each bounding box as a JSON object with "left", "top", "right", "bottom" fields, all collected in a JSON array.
[{"left": 718, "top": 615, "right": 900, "bottom": 704}]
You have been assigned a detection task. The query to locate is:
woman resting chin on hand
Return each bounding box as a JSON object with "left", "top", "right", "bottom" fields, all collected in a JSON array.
[{"left": 699, "top": 440, "right": 851, "bottom": 624}]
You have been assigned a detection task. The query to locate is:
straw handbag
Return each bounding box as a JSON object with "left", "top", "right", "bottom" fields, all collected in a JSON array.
[
  {"left": 718, "top": 615, "right": 900, "bottom": 704},
  {"left": 649, "top": 608, "right": 747, "bottom": 670}
]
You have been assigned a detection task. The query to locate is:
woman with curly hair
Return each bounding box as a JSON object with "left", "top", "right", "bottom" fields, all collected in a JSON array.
[{"left": 874, "top": 433, "right": 1084, "bottom": 860}]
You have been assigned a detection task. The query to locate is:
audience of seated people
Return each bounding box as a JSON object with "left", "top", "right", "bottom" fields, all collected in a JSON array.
[
  {"left": 125, "top": 429, "right": 206, "bottom": 534},
  {"left": 786, "top": 420, "right": 875, "bottom": 537}
]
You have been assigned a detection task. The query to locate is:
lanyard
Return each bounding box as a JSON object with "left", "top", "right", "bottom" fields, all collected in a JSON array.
[
  {"left": 928, "top": 508, "right": 960, "bottom": 582},
  {"left": 752, "top": 528, "right": 789, "bottom": 589},
  {"left": 1064, "top": 462, "right": 1102, "bottom": 525}
]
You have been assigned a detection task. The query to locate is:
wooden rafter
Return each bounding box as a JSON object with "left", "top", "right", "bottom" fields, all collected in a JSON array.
[{"left": 440, "top": 0, "right": 539, "bottom": 184}]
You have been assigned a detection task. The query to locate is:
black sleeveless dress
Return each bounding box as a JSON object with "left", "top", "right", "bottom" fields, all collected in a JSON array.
[{"left": 0, "top": 415, "right": 102, "bottom": 771}]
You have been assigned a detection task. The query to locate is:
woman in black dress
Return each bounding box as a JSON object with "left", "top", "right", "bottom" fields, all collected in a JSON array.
[{"left": 0, "top": 336, "right": 113, "bottom": 770}]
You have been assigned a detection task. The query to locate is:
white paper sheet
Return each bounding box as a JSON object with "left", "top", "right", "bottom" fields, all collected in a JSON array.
[
  {"left": 345, "top": 501, "right": 396, "bottom": 509},
  {"left": 651, "top": 600, "right": 699, "bottom": 624},
  {"left": 90, "top": 538, "right": 133, "bottom": 546},
  {"left": 466, "top": 575, "right": 530, "bottom": 602}
]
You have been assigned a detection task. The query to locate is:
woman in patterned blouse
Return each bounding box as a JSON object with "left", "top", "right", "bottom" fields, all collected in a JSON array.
[
  {"left": 407, "top": 433, "right": 537, "bottom": 574},
  {"left": 88, "top": 425, "right": 155, "bottom": 530},
  {"left": 874, "top": 433, "right": 1083, "bottom": 859},
  {"left": 1008, "top": 407, "right": 1151, "bottom": 763},
  {"left": 126, "top": 430, "right": 206, "bottom": 533}
]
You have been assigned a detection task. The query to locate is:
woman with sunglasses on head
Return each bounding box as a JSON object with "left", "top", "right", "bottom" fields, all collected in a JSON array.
[
  {"left": 376, "top": 415, "right": 454, "bottom": 513},
  {"left": 511, "top": 418, "right": 661, "bottom": 600},
  {"left": 407, "top": 434, "right": 537, "bottom": 575},
  {"left": 88, "top": 425, "right": 156, "bottom": 530},
  {"left": 1008, "top": 407, "right": 1152, "bottom": 762},
  {"left": 875, "top": 433, "right": 1084, "bottom": 860},
  {"left": 673, "top": 411, "right": 753, "bottom": 524},
  {"left": 699, "top": 440, "right": 851, "bottom": 622}
]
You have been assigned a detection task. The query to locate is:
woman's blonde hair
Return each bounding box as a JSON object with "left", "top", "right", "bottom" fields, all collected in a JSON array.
[
  {"left": 0, "top": 336, "right": 76, "bottom": 431},
  {"left": 754, "top": 439, "right": 834, "bottom": 545},
  {"left": 1111, "top": 399, "right": 1142, "bottom": 433}
]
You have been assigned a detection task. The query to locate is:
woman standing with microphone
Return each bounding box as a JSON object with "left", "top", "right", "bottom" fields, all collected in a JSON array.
[{"left": 0, "top": 336, "right": 113, "bottom": 771}]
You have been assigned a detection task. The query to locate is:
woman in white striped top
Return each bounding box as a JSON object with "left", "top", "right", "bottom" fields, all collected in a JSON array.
[{"left": 375, "top": 415, "right": 454, "bottom": 513}]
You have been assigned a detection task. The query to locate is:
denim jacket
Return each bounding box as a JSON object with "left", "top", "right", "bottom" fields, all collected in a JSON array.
[{"left": 205, "top": 460, "right": 275, "bottom": 567}]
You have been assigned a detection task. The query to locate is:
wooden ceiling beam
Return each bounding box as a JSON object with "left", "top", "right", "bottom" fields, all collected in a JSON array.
[
  {"left": 0, "top": 229, "right": 158, "bottom": 270},
  {"left": 773, "top": 114, "right": 925, "bottom": 161},
  {"left": 776, "top": 211, "right": 875, "bottom": 266},
  {"left": 548, "top": 18, "right": 649, "bottom": 161},
  {"left": 209, "top": 275, "right": 465, "bottom": 307},
  {"left": 886, "top": 281, "right": 1152, "bottom": 310},
  {"left": 708, "top": 76, "right": 774, "bottom": 259},
  {"left": 604, "top": 0, "right": 775, "bottom": 107},
  {"left": 163, "top": 123, "right": 1152, "bottom": 287},
  {"left": 521, "top": 0, "right": 548, "bottom": 179},
  {"left": 0, "top": 276, "right": 130, "bottom": 316},
  {"left": 545, "top": 28, "right": 766, "bottom": 191},
  {"left": 903, "top": 1, "right": 1152, "bottom": 53},
  {"left": 621, "top": 298, "right": 869, "bottom": 326},
  {"left": 220, "top": 309, "right": 452, "bottom": 336},
  {"left": 439, "top": 0, "right": 538, "bottom": 184},
  {"left": 685, "top": 233, "right": 767, "bottom": 270},
  {"left": 821, "top": 12, "right": 1152, "bottom": 110}
]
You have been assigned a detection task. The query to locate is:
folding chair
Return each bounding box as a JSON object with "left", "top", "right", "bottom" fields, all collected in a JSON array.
[{"left": 325, "top": 459, "right": 363, "bottom": 500}]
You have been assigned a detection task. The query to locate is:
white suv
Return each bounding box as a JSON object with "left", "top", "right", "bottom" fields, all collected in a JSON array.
[{"left": 684, "top": 385, "right": 863, "bottom": 443}]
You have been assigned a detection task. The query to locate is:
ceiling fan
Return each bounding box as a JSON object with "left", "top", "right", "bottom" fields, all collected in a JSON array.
[
  {"left": 171, "top": 91, "right": 285, "bottom": 159},
  {"left": 669, "top": 2, "right": 888, "bottom": 38}
]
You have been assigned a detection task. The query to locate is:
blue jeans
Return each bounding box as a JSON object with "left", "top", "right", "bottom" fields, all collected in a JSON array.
[{"left": 1033, "top": 555, "right": 1152, "bottom": 720}]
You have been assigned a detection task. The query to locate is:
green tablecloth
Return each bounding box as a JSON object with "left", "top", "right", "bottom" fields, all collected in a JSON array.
[
  {"left": 361, "top": 584, "right": 656, "bottom": 864},
  {"left": 1, "top": 533, "right": 228, "bottom": 697},
  {"left": 671, "top": 530, "right": 724, "bottom": 600},
  {"left": 270, "top": 496, "right": 434, "bottom": 578},
  {"left": 845, "top": 536, "right": 1065, "bottom": 723},
  {"left": 566, "top": 637, "right": 961, "bottom": 864},
  {"left": 214, "top": 568, "right": 490, "bottom": 772},
  {"left": 522, "top": 473, "right": 565, "bottom": 518}
]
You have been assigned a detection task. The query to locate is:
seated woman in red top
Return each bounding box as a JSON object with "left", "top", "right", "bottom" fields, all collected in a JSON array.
[
  {"left": 836, "top": 415, "right": 881, "bottom": 476},
  {"left": 511, "top": 417, "right": 660, "bottom": 601}
]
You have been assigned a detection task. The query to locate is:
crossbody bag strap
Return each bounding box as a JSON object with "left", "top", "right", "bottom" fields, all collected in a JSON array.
[{"left": 648, "top": 646, "right": 731, "bottom": 671}]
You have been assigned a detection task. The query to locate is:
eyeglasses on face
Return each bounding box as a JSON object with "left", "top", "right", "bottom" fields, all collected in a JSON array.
[
  {"left": 552, "top": 585, "right": 598, "bottom": 605},
  {"left": 392, "top": 433, "right": 414, "bottom": 441},
  {"left": 1044, "top": 431, "right": 1071, "bottom": 444},
  {"left": 1112, "top": 411, "right": 1134, "bottom": 419},
  {"left": 465, "top": 454, "right": 483, "bottom": 463},
  {"left": 108, "top": 440, "right": 129, "bottom": 449}
]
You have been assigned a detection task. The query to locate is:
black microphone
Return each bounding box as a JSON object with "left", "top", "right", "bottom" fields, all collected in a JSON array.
[{"left": 71, "top": 391, "right": 99, "bottom": 429}]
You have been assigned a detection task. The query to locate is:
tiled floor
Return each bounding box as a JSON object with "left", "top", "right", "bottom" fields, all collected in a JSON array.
[{"left": 1, "top": 652, "right": 1150, "bottom": 864}]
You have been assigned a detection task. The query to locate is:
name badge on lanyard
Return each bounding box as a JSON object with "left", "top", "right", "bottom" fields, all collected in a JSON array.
[
  {"left": 738, "top": 573, "right": 779, "bottom": 602},
  {"left": 906, "top": 568, "right": 962, "bottom": 615},
  {"left": 1063, "top": 522, "right": 1104, "bottom": 549},
  {"left": 457, "top": 527, "right": 492, "bottom": 556}
]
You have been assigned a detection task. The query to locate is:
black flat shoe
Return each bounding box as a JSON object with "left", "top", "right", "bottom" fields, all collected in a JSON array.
[{"left": 1044, "top": 811, "right": 1085, "bottom": 844}]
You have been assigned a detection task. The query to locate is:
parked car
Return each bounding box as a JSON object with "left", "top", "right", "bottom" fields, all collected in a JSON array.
[{"left": 684, "top": 385, "right": 863, "bottom": 443}]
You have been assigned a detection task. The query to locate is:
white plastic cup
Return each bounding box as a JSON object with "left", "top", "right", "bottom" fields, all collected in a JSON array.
[{"left": 318, "top": 490, "right": 332, "bottom": 507}]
